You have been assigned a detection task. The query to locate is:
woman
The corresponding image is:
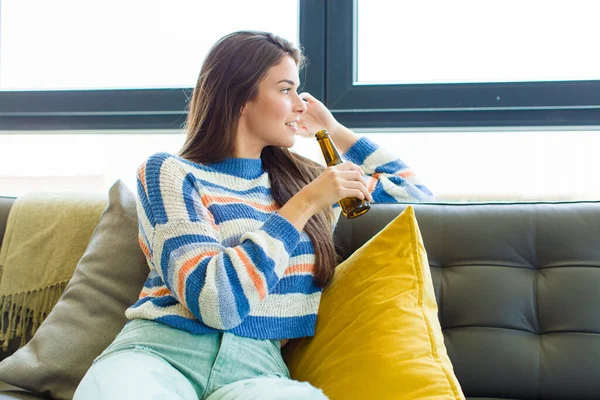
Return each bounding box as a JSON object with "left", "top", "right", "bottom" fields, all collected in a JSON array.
[{"left": 75, "top": 31, "right": 433, "bottom": 400}]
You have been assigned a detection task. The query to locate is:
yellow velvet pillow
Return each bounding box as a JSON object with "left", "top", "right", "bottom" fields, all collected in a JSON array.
[{"left": 282, "top": 206, "right": 465, "bottom": 399}]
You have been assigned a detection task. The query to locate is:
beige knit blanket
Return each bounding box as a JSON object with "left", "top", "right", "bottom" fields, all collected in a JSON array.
[{"left": 0, "top": 192, "right": 107, "bottom": 350}]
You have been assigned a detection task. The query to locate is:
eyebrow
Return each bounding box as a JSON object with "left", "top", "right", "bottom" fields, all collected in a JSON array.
[{"left": 275, "top": 79, "right": 298, "bottom": 86}]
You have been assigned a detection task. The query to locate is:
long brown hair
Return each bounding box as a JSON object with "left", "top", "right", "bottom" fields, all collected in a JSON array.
[{"left": 179, "top": 31, "right": 338, "bottom": 288}]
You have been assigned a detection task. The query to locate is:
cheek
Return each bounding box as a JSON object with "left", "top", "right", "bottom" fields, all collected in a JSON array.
[{"left": 267, "top": 97, "right": 291, "bottom": 120}]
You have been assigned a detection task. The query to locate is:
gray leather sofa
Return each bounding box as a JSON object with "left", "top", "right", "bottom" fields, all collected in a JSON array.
[{"left": 1, "top": 197, "right": 599, "bottom": 399}]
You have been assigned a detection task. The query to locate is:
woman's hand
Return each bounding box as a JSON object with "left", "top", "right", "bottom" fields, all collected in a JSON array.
[
  {"left": 298, "top": 161, "right": 373, "bottom": 215},
  {"left": 278, "top": 161, "right": 372, "bottom": 233},
  {"left": 297, "top": 92, "right": 341, "bottom": 138}
]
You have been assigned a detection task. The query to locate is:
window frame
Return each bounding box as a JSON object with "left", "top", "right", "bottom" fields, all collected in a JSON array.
[
  {"left": 324, "top": 0, "right": 600, "bottom": 129},
  {"left": 1, "top": 0, "right": 599, "bottom": 131}
]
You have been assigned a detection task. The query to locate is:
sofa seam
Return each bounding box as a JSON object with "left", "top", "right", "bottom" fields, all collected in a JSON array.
[{"left": 533, "top": 205, "right": 541, "bottom": 399}]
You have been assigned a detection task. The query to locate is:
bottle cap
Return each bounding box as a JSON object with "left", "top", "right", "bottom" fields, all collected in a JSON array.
[{"left": 315, "top": 129, "right": 329, "bottom": 140}]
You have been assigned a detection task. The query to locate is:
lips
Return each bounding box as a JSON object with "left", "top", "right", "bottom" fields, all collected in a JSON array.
[{"left": 285, "top": 121, "right": 298, "bottom": 127}]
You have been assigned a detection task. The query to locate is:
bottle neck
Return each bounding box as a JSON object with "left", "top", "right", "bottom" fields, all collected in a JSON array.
[{"left": 315, "top": 130, "right": 342, "bottom": 166}]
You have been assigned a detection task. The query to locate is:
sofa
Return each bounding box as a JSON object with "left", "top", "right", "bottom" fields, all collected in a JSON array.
[{"left": 0, "top": 191, "right": 599, "bottom": 399}]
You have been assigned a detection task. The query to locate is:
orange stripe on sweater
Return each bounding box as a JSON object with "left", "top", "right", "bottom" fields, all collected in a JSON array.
[
  {"left": 201, "top": 194, "right": 278, "bottom": 213},
  {"left": 234, "top": 247, "right": 267, "bottom": 301},
  {"left": 139, "top": 287, "right": 172, "bottom": 299},
  {"left": 138, "top": 164, "right": 147, "bottom": 193},
  {"left": 138, "top": 236, "right": 151, "bottom": 259},
  {"left": 284, "top": 263, "right": 314, "bottom": 275},
  {"left": 397, "top": 170, "right": 415, "bottom": 178},
  {"left": 176, "top": 251, "right": 219, "bottom": 301},
  {"left": 368, "top": 173, "right": 381, "bottom": 192}
]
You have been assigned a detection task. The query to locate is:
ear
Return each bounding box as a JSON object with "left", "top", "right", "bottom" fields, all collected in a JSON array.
[{"left": 241, "top": 97, "right": 255, "bottom": 116}]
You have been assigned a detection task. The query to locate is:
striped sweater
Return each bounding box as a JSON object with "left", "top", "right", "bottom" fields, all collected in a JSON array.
[{"left": 126, "top": 136, "right": 433, "bottom": 339}]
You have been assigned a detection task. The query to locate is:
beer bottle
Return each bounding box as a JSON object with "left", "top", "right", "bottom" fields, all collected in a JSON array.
[{"left": 315, "top": 129, "right": 370, "bottom": 219}]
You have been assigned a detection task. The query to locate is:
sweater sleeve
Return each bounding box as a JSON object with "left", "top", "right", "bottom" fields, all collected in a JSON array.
[
  {"left": 137, "top": 153, "right": 301, "bottom": 330},
  {"left": 342, "top": 136, "right": 434, "bottom": 202}
]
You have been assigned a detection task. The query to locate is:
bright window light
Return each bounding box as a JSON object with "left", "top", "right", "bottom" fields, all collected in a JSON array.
[
  {"left": 0, "top": 0, "right": 299, "bottom": 90},
  {"left": 357, "top": 0, "right": 600, "bottom": 84}
]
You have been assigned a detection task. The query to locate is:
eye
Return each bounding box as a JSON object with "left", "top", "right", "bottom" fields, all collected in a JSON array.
[{"left": 281, "top": 87, "right": 292, "bottom": 94}]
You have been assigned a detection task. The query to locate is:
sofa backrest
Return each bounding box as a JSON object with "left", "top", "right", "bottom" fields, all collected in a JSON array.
[{"left": 334, "top": 201, "right": 600, "bottom": 399}]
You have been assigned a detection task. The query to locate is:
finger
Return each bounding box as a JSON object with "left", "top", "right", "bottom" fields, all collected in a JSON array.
[
  {"left": 344, "top": 188, "right": 370, "bottom": 201},
  {"left": 344, "top": 180, "right": 373, "bottom": 201},
  {"left": 329, "top": 170, "right": 367, "bottom": 187},
  {"left": 338, "top": 185, "right": 365, "bottom": 201},
  {"left": 342, "top": 170, "right": 368, "bottom": 184},
  {"left": 299, "top": 92, "right": 320, "bottom": 104},
  {"left": 334, "top": 176, "right": 372, "bottom": 202},
  {"left": 338, "top": 161, "right": 365, "bottom": 175},
  {"left": 330, "top": 169, "right": 366, "bottom": 182}
]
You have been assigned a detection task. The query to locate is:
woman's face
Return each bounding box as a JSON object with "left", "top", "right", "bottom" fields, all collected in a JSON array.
[{"left": 236, "top": 55, "right": 307, "bottom": 158}]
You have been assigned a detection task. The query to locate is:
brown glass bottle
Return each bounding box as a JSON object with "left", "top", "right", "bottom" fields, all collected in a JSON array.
[{"left": 315, "top": 129, "right": 370, "bottom": 219}]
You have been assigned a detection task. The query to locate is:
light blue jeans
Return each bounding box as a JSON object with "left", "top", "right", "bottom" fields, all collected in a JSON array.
[{"left": 74, "top": 319, "right": 328, "bottom": 400}]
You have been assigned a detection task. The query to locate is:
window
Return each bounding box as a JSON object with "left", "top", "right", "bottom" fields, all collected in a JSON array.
[
  {"left": 1, "top": 1, "right": 599, "bottom": 202},
  {"left": 1, "top": 1, "right": 298, "bottom": 91},
  {"left": 357, "top": 1, "right": 600, "bottom": 85},
  {"left": 0, "top": 0, "right": 299, "bottom": 129},
  {"left": 322, "top": 0, "right": 600, "bottom": 128},
  {"left": 0, "top": 1, "right": 300, "bottom": 196}
]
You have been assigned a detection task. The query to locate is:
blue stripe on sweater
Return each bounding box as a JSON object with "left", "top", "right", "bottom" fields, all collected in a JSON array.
[
  {"left": 182, "top": 174, "right": 202, "bottom": 222},
  {"left": 342, "top": 136, "right": 378, "bottom": 166},
  {"left": 384, "top": 176, "right": 432, "bottom": 201},
  {"left": 130, "top": 294, "right": 179, "bottom": 309},
  {"left": 260, "top": 214, "right": 300, "bottom": 255},
  {"left": 271, "top": 276, "right": 320, "bottom": 294},
  {"left": 129, "top": 296, "right": 152, "bottom": 308},
  {"left": 183, "top": 257, "right": 209, "bottom": 322},
  {"left": 238, "top": 241, "right": 279, "bottom": 288},
  {"left": 384, "top": 175, "right": 411, "bottom": 187},
  {"left": 230, "top": 315, "right": 317, "bottom": 338},
  {"left": 138, "top": 221, "right": 153, "bottom": 257},
  {"left": 151, "top": 314, "right": 317, "bottom": 339},
  {"left": 207, "top": 203, "right": 270, "bottom": 224},
  {"left": 174, "top": 241, "right": 272, "bottom": 329},
  {"left": 372, "top": 185, "right": 399, "bottom": 203},
  {"left": 153, "top": 315, "right": 217, "bottom": 334},
  {"left": 137, "top": 178, "right": 155, "bottom": 227},
  {"left": 150, "top": 296, "right": 179, "bottom": 307},
  {"left": 218, "top": 257, "right": 248, "bottom": 327},
  {"left": 416, "top": 184, "right": 434, "bottom": 197},
  {"left": 144, "top": 275, "right": 164, "bottom": 288},
  {"left": 144, "top": 152, "right": 171, "bottom": 224},
  {"left": 291, "top": 240, "right": 315, "bottom": 256},
  {"left": 194, "top": 178, "right": 272, "bottom": 197},
  {"left": 374, "top": 159, "right": 409, "bottom": 174},
  {"left": 160, "top": 234, "right": 220, "bottom": 290}
]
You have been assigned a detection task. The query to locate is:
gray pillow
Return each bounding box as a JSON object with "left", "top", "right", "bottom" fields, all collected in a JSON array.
[{"left": 0, "top": 180, "right": 148, "bottom": 399}]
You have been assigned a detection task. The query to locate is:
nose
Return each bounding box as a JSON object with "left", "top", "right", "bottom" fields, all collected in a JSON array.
[{"left": 294, "top": 95, "right": 307, "bottom": 114}]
